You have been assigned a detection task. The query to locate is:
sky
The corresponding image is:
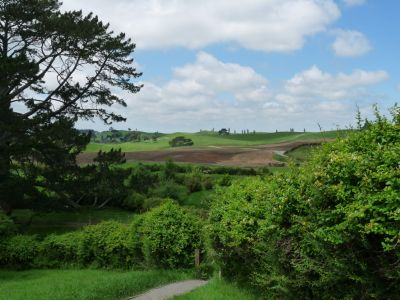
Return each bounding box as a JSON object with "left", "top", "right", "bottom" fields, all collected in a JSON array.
[{"left": 62, "top": 0, "right": 400, "bottom": 132}]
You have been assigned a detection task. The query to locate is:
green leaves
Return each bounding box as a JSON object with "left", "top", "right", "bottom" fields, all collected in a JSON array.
[
  {"left": 141, "top": 201, "right": 203, "bottom": 269},
  {"left": 1, "top": 0, "right": 141, "bottom": 212},
  {"left": 209, "top": 107, "right": 400, "bottom": 298}
]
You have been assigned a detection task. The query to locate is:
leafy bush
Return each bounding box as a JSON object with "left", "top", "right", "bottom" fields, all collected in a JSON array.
[
  {"left": 122, "top": 192, "right": 146, "bottom": 211},
  {"left": 0, "top": 212, "right": 16, "bottom": 237},
  {"left": 127, "top": 163, "right": 158, "bottom": 193},
  {"left": 141, "top": 201, "right": 203, "bottom": 268},
  {"left": 78, "top": 221, "right": 131, "bottom": 268},
  {"left": 185, "top": 174, "right": 203, "bottom": 193},
  {"left": 169, "top": 136, "right": 194, "bottom": 147},
  {"left": 39, "top": 231, "right": 82, "bottom": 267},
  {"left": 1, "top": 235, "right": 39, "bottom": 269},
  {"left": 126, "top": 215, "right": 145, "bottom": 266},
  {"left": 210, "top": 107, "right": 400, "bottom": 299},
  {"left": 163, "top": 159, "right": 178, "bottom": 180},
  {"left": 142, "top": 197, "right": 167, "bottom": 211},
  {"left": 218, "top": 174, "right": 232, "bottom": 187},
  {"left": 202, "top": 177, "right": 214, "bottom": 190},
  {"left": 209, "top": 178, "right": 272, "bottom": 284},
  {"left": 150, "top": 180, "right": 188, "bottom": 203}
]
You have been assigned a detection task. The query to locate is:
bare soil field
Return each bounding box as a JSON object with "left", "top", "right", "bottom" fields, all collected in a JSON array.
[
  {"left": 78, "top": 140, "right": 323, "bottom": 167},
  {"left": 78, "top": 140, "right": 326, "bottom": 167}
]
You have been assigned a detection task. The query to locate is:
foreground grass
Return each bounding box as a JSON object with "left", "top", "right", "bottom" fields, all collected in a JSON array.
[
  {"left": 0, "top": 269, "right": 190, "bottom": 300},
  {"left": 85, "top": 131, "right": 341, "bottom": 153},
  {"left": 174, "top": 277, "right": 258, "bottom": 300}
]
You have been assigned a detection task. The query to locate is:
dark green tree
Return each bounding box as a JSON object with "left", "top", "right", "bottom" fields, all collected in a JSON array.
[{"left": 0, "top": 0, "right": 141, "bottom": 213}]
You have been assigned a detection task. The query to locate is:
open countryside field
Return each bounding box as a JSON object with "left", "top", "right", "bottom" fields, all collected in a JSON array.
[
  {"left": 85, "top": 131, "right": 340, "bottom": 152},
  {"left": 80, "top": 131, "right": 340, "bottom": 167}
]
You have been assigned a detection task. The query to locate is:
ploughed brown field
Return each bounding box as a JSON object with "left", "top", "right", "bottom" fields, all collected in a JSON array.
[{"left": 78, "top": 140, "right": 325, "bottom": 167}]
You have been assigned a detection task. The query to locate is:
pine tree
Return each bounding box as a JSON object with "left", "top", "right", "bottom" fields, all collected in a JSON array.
[{"left": 0, "top": 0, "right": 141, "bottom": 212}]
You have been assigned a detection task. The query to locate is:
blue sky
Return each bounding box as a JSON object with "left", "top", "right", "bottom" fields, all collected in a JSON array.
[{"left": 63, "top": 0, "right": 400, "bottom": 132}]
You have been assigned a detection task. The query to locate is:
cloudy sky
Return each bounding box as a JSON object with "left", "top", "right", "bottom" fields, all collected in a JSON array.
[{"left": 63, "top": 0, "right": 399, "bottom": 132}]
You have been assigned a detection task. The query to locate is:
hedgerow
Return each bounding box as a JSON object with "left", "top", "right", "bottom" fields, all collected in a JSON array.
[
  {"left": 0, "top": 203, "right": 203, "bottom": 271},
  {"left": 209, "top": 107, "right": 400, "bottom": 299}
]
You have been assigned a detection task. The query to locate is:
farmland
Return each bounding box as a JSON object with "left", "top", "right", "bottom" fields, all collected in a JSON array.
[
  {"left": 85, "top": 131, "right": 340, "bottom": 153},
  {"left": 79, "top": 131, "right": 341, "bottom": 168}
]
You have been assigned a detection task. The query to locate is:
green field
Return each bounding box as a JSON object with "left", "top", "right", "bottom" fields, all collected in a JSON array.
[
  {"left": 85, "top": 131, "right": 341, "bottom": 153},
  {"left": 0, "top": 269, "right": 190, "bottom": 300}
]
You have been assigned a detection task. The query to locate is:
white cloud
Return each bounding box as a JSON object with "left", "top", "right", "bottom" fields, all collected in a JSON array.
[
  {"left": 282, "top": 66, "right": 388, "bottom": 100},
  {"left": 332, "top": 29, "right": 372, "bottom": 57},
  {"left": 129, "top": 52, "right": 272, "bottom": 111},
  {"left": 99, "top": 56, "right": 389, "bottom": 132},
  {"left": 62, "top": 0, "right": 340, "bottom": 52},
  {"left": 172, "top": 52, "right": 270, "bottom": 102},
  {"left": 343, "top": 0, "right": 366, "bottom": 7}
]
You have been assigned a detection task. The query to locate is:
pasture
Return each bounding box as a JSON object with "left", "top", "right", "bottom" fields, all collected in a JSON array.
[
  {"left": 85, "top": 131, "right": 340, "bottom": 153},
  {"left": 79, "top": 131, "right": 340, "bottom": 167}
]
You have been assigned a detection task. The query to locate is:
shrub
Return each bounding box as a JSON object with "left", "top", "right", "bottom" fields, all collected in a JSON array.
[
  {"left": 163, "top": 159, "right": 178, "bottom": 180},
  {"left": 141, "top": 201, "right": 203, "bottom": 268},
  {"left": 127, "top": 163, "right": 158, "bottom": 193},
  {"left": 185, "top": 174, "right": 203, "bottom": 193},
  {"left": 39, "top": 231, "right": 82, "bottom": 267},
  {"left": 122, "top": 192, "right": 146, "bottom": 211},
  {"left": 126, "top": 215, "right": 145, "bottom": 266},
  {"left": 0, "top": 212, "right": 16, "bottom": 237},
  {"left": 209, "top": 178, "right": 272, "bottom": 284},
  {"left": 141, "top": 197, "right": 167, "bottom": 211},
  {"left": 150, "top": 180, "right": 188, "bottom": 203},
  {"left": 202, "top": 177, "right": 214, "bottom": 190},
  {"left": 78, "top": 221, "right": 131, "bottom": 268},
  {"left": 2, "top": 235, "right": 39, "bottom": 269},
  {"left": 209, "top": 107, "right": 400, "bottom": 299},
  {"left": 218, "top": 174, "right": 232, "bottom": 187},
  {"left": 169, "top": 136, "right": 194, "bottom": 147}
]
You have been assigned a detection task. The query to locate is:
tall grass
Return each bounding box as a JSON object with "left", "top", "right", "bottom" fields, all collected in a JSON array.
[
  {"left": 173, "top": 277, "right": 258, "bottom": 300},
  {"left": 0, "top": 269, "right": 190, "bottom": 300}
]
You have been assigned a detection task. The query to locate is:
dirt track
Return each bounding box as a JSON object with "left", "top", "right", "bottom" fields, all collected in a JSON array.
[{"left": 78, "top": 140, "right": 326, "bottom": 167}]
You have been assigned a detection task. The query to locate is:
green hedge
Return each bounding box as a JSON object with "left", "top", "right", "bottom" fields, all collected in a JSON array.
[
  {"left": 209, "top": 108, "right": 400, "bottom": 299},
  {"left": 0, "top": 203, "right": 203, "bottom": 270},
  {"left": 1, "top": 235, "right": 39, "bottom": 269},
  {"left": 78, "top": 221, "right": 132, "bottom": 268},
  {"left": 39, "top": 231, "right": 82, "bottom": 267},
  {"left": 141, "top": 201, "right": 203, "bottom": 268}
]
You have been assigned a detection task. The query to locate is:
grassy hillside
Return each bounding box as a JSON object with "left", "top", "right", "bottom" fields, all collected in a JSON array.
[{"left": 85, "top": 131, "right": 342, "bottom": 153}]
